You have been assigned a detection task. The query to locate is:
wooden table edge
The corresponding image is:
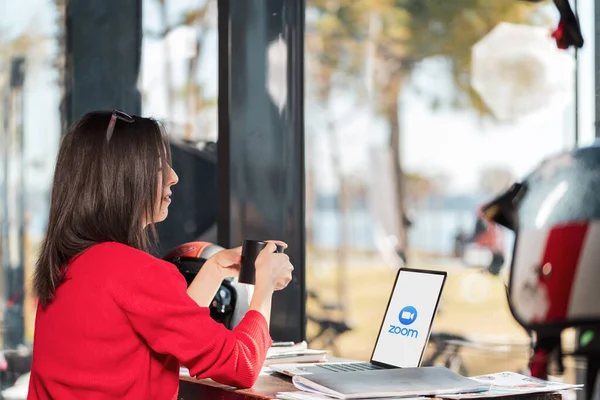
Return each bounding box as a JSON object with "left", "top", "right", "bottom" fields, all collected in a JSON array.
[{"left": 179, "top": 373, "right": 565, "bottom": 400}]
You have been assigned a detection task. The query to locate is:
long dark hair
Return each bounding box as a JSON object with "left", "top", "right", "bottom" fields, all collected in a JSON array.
[{"left": 33, "top": 111, "right": 171, "bottom": 306}]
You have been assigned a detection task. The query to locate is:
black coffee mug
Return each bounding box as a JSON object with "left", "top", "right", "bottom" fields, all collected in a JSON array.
[{"left": 238, "top": 240, "right": 285, "bottom": 285}]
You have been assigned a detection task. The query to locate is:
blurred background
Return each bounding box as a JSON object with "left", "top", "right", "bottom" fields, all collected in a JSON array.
[{"left": 0, "top": 0, "right": 595, "bottom": 396}]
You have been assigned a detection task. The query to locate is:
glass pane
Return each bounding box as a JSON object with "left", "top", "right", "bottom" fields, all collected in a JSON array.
[
  {"left": 141, "top": 0, "right": 219, "bottom": 256},
  {"left": 0, "top": 0, "right": 63, "bottom": 388},
  {"left": 141, "top": 0, "right": 217, "bottom": 143},
  {"left": 304, "top": 0, "right": 578, "bottom": 379}
]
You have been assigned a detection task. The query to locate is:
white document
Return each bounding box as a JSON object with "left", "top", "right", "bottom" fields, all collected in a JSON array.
[{"left": 439, "top": 371, "right": 583, "bottom": 399}]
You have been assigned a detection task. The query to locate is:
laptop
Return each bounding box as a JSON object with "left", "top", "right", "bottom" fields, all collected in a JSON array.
[{"left": 270, "top": 267, "right": 447, "bottom": 377}]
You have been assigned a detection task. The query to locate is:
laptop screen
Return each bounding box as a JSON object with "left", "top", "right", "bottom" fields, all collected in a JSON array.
[{"left": 370, "top": 268, "right": 446, "bottom": 368}]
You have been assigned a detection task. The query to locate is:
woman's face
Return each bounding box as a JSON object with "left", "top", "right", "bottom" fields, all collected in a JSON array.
[{"left": 153, "top": 162, "right": 179, "bottom": 224}]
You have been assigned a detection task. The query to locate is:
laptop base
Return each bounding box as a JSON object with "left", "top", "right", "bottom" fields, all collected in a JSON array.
[{"left": 270, "top": 362, "right": 388, "bottom": 377}]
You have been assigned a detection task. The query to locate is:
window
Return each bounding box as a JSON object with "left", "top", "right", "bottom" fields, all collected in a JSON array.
[
  {"left": 0, "top": 0, "right": 63, "bottom": 351},
  {"left": 141, "top": 0, "right": 219, "bottom": 256},
  {"left": 304, "top": 0, "right": 578, "bottom": 377},
  {"left": 141, "top": 0, "right": 217, "bottom": 143}
]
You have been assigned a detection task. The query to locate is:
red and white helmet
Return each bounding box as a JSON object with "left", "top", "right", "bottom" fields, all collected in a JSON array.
[
  {"left": 482, "top": 144, "right": 600, "bottom": 332},
  {"left": 163, "top": 241, "right": 239, "bottom": 328},
  {"left": 481, "top": 143, "right": 600, "bottom": 385}
]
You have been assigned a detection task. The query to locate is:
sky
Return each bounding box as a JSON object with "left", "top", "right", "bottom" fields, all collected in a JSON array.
[{"left": 0, "top": 0, "right": 596, "bottom": 199}]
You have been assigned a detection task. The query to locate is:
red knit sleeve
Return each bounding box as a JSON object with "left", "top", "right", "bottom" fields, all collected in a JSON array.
[{"left": 109, "top": 256, "right": 272, "bottom": 388}]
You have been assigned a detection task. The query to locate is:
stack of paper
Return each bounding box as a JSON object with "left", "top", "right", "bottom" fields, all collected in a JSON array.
[
  {"left": 438, "top": 371, "right": 583, "bottom": 399},
  {"left": 276, "top": 368, "right": 583, "bottom": 400},
  {"left": 265, "top": 341, "right": 328, "bottom": 366}
]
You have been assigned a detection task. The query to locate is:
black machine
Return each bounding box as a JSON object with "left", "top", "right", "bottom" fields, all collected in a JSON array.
[{"left": 163, "top": 241, "right": 238, "bottom": 329}]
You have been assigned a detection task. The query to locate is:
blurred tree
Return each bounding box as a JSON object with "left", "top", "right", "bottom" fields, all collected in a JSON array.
[
  {"left": 404, "top": 171, "right": 434, "bottom": 206},
  {"left": 147, "top": 0, "right": 217, "bottom": 140},
  {"left": 180, "top": 1, "right": 217, "bottom": 141},
  {"left": 156, "top": 0, "right": 175, "bottom": 126},
  {"left": 53, "top": 0, "right": 66, "bottom": 130},
  {"left": 307, "top": 0, "right": 542, "bottom": 257},
  {"left": 0, "top": 33, "right": 39, "bottom": 63},
  {"left": 0, "top": 27, "right": 45, "bottom": 349},
  {"left": 304, "top": 0, "right": 368, "bottom": 325},
  {"left": 372, "top": 0, "right": 540, "bottom": 256}
]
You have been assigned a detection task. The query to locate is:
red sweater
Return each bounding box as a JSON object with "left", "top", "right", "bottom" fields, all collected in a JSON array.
[{"left": 28, "top": 242, "right": 272, "bottom": 399}]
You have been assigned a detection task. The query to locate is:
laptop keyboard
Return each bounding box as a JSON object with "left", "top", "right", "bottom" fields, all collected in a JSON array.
[{"left": 313, "top": 362, "right": 384, "bottom": 373}]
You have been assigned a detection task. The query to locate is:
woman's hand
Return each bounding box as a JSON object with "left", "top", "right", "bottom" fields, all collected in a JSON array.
[
  {"left": 187, "top": 246, "right": 241, "bottom": 308},
  {"left": 208, "top": 247, "right": 242, "bottom": 279},
  {"left": 247, "top": 240, "right": 292, "bottom": 327},
  {"left": 254, "top": 241, "right": 294, "bottom": 291}
]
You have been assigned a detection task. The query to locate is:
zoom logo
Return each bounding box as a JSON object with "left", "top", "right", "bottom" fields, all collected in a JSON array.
[{"left": 388, "top": 306, "right": 419, "bottom": 339}]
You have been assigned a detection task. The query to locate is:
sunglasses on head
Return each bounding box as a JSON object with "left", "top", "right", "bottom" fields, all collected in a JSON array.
[{"left": 106, "top": 110, "right": 135, "bottom": 142}]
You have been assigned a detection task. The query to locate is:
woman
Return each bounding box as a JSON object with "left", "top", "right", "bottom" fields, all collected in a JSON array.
[{"left": 27, "top": 110, "right": 294, "bottom": 399}]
